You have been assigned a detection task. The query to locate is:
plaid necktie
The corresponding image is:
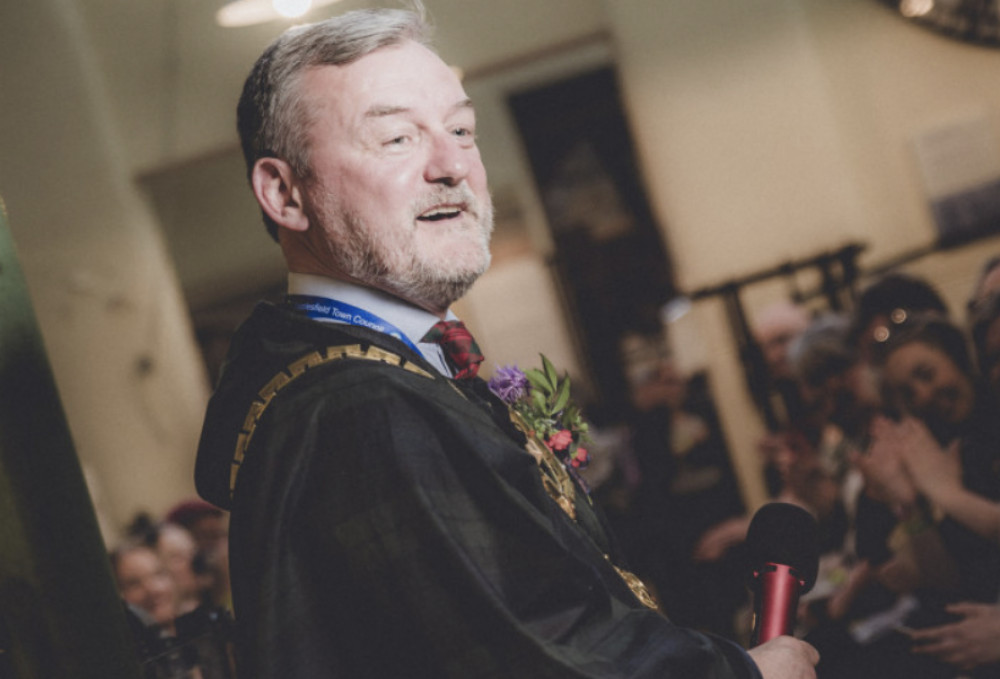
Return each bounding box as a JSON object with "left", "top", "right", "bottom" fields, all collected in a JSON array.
[{"left": 423, "top": 320, "right": 484, "bottom": 380}]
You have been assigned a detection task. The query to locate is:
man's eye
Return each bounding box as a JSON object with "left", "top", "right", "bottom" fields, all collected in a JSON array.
[
  {"left": 385, "top": 135, "right": 409, "bottom": 146},
  {"left": 453, "top": 127, "right": 475, "bottom": 138}
]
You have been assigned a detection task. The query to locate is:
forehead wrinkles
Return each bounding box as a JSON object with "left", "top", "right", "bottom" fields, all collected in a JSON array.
[
  {"left": 298, "top": 65, "right": 351, "bottom": 124},
  {"left": 292, "top": 65, "right": 363, "bottom": 173},
  {"left": 297, "top": 65, "right": 403, "bottom": 148}
]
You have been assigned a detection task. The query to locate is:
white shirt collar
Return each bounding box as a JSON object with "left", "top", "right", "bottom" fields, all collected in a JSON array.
[{"left": 287, "top": 273, "right": 456, "bottom": 376}]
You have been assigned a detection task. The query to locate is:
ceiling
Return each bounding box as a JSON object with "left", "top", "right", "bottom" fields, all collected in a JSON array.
[{"left": 78, "top": 0, "right": 610, "bottom": 175}]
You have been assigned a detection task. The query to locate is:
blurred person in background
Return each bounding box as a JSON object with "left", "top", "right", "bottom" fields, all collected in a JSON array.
[
  {"left": 848, "top": 272, "right": 949, "bottom": 367},
  {"left": 112, "top": 541, "right": 181, "bottom": 638},
  {"left": 970, "top": 289, "right": 1000, "bottom": 397},
  {"left": 966, "top": 255, "right": 1000, "bottom": 323},
  {"left": 625, "top": 345, "right": 747, "bottom": 638},
  {"left": 870, "top": 283, "right": 1000, "bottom": 678},
  {"left": 852, "top": 313, "right": 1000, "bottom": 678},
  {"left": 752, "top": 301, "right": 813, "bottom": 427},
  {"left": 114, "top": 520, "right": 236, "bottom": 679},
  {"left": 156, "top": 523, "right": 210, "bottom": 617},
  {"left": 166, "top": 500, "right": 231, "bottom": 612}
]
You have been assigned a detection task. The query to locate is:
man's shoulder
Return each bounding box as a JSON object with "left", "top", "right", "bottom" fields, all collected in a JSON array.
[
  {"left": 212, "top": 303, "right": 464, "bottom": 432},
  {"left": 228, "top": 302, "right": 430, "bottom": 375},
  {"left": 196, "top": 302, "right": 448, "bottom": 508}
]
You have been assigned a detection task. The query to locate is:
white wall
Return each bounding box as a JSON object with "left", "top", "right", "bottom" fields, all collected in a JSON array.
[{"left": 0, "top": 0, "right": 210, "bottom": 542}]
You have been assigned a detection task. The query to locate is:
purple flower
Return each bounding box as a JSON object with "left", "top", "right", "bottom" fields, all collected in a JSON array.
[{"left": 488, "top": 365, "right": 530, "bottom": 405}]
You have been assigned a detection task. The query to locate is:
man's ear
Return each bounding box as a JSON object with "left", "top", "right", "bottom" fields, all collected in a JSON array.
[{"left": 251, "top": 157, "right": 309, "bottom": 232}]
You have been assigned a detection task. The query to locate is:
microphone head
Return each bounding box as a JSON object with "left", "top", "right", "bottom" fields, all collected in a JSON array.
[{"left": 745, "top": 502, "right": 819, "bottom": 593}]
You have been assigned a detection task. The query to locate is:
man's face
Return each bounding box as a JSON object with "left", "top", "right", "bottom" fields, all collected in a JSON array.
[{"left": 296, "top": 40, "right": 493, "bottom": 312}]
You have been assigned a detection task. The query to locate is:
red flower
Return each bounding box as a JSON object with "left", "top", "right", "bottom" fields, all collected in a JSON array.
[
  {"left": 571, "top": 447, "right": 589, "bottom": 468},
  {"left": 546, "top": 429, "right": 573, "bottom": 452}
]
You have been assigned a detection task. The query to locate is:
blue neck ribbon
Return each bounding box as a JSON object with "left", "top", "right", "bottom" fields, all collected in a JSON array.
[{"left": 283, "top": 294, "right": 424, "bottom": 356}]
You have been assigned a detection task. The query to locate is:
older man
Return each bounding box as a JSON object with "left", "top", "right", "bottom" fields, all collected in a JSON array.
[{"left": 195, "top": 7, "right": 817, "bottom": 679}]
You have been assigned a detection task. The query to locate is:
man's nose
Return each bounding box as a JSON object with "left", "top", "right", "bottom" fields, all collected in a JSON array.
[{"left": 424, "top": 133, "right": 468, "bottom": 186}]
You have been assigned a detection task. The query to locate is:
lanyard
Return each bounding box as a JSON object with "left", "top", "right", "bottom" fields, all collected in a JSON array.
[{"left": 283, "top": 294, "right": 424, "bottom": 356}]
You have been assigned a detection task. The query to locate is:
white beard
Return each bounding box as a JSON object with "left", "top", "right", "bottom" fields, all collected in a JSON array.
[{"left": 310, "top": 184, "right": 494, "bottom": 311}]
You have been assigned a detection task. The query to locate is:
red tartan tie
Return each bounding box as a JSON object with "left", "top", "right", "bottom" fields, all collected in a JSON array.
[{"left": 423, "top": 320, "right": 484, "bottom": 380}]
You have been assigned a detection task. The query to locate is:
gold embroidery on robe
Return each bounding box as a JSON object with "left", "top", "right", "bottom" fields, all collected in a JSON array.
[{"left": 507, "top": 411, "right": 658, "bottom": 611}]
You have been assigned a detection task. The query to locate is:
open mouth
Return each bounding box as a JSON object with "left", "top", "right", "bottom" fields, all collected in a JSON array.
[{"left": 417, "top": 205, "right": 463, "bottom": 222}]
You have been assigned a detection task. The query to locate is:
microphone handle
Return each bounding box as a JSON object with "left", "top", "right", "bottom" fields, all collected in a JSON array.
[{"left": 751, "top": 563, "right": 803, "bottom": 646}]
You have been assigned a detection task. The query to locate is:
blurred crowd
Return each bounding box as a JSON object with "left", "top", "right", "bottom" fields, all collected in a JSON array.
[
  {"left": 109, "top": 500, "right": 234, "bottom": 679},
  {"left": 588, "top": 257, "right": 1000, "bottom": 679}
]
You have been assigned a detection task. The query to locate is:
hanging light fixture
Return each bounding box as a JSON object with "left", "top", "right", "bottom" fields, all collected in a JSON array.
[{"left": 216, "top": 0, "right": 343, "bottom": 28}]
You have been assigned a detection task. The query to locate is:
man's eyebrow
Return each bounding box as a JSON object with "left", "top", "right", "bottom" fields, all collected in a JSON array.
[
  {"left": 363, "top": 98, "right": 475, "bottom": 119},
  {"left": 452, "top": 98, "right": 475, "bottom": 114},
  {"left": 365, "top": 105, "right": 409, "bottom": 118}
]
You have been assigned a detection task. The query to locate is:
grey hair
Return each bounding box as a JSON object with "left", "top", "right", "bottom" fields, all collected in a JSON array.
[
  {"left": 788, "top": 312, "right": 854, "bottom": 388},
  {"left": 237, "top": 5, "right": 432, "bottom": 240}
]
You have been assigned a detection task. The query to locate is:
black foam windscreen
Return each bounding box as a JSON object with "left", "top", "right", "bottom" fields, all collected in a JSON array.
[{"left": 745, "top": 502, "right": 820, "bottom": 593}]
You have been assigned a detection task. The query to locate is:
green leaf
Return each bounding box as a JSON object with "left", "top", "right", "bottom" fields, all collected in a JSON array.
[
  {"left": 525, "top": 368, "right": 552, "bottom": 394},
  {"left": 531, "top": 389, "right": 548, "bottom": 414},
  {"left": 551, "top": 376, "right": 571, "bottom": 414},
  {"left": 541, "top": 354, "right": 559, "bottom": 388}
]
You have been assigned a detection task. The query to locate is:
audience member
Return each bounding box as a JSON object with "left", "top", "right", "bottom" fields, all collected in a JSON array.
[
  {"left": 788, "top": 312, "right": 878, "bottom": 447},
  {"left": 905, "top": 601, "right": 1000, "bottom": 674},
  {"left": 752, "top": 301, "right": 813, "bottom": 426},
  {"left": 754, "top": 302, "right": 813, "bottom": 382},
  {"left": 849, "top": 312, "right": 1000, "bottom": 678},
  {"left": 879, "top": 281, "right": 1000, "bottom": 678},
  {"left": 704, "top": 278, "right": 983, "bottom": 679},
  {"left": 114, "top": 517, "right": 236, "bottom": 678},
  {"left": 694, "top": 311, "right": 858, "bottom": 614},
  {"left": 848, "top": 272, "right": 949, "bottom": 365},
  {"left": 692, "top": 430, "right": 844, "bottom": 564},
  {"left": 165, "top": 500, "right": 229, "bottom": 559},
  {"left": 879, "top": 416, "right": 1000, "bottom": 545},
  {"left": 111, "top": 541, "right": 180, "bottom": 637},
  {"left": 970, "top": 289, "right": 1000, "bottom": 395},
  {"left": 896, "top": 290, "right": 1000, "bottom": 543},
  {"left": 626, "top": 349, "right": 747, "bottom": 637},
  {"left": 165, "top": 500, "right": 232, "bottom": 612},
  {"left": 966, "top": 254, "right": 1000, "bottom": 322},
  {"left": 770, "top": 313, "right": 889, "bottom": 677},
  {"left": 156, "top": 522, "right": 211, "bottom": 616}
]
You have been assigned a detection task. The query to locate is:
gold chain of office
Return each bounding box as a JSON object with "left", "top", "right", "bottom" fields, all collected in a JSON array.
[{"left": 232, "top": 343, "right": 658, "bottom": 611}]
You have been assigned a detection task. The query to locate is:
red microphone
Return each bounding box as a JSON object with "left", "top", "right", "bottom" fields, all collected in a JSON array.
[{"left": 746, "top": 502, "right": 819, "bottom": 646}]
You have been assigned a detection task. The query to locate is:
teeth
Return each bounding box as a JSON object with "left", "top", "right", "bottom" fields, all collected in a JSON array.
[{"left": 419, "top": 206, "right": 461, "bottom": 220}]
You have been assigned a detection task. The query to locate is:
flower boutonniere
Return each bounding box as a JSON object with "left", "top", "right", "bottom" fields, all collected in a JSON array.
[{"left": 488, "top": 355, "right": 592, "bottom": 476}]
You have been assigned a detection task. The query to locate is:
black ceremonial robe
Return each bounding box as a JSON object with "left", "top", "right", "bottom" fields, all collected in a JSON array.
[{"left": 195, "top": 302, "right": 761, "bottom": 679}]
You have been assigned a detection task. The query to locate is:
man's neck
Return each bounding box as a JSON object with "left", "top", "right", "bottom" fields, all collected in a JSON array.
[
  {"left": 286, "top": 272, "right": 457, "bottom": 377},
  {"left": 287, "top": 273, "right": 455, "bottom": 323},
  {"left": 286, "top": 267, "right": 448, "bottom": 319}
]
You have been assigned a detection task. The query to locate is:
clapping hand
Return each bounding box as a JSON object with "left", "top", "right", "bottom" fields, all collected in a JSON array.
[
  {"left": 852, "top": 415, "right": 919, "bottom": 515},
  {"left": 906, "top": 603, "right": 1000, "bottom": 671}
]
